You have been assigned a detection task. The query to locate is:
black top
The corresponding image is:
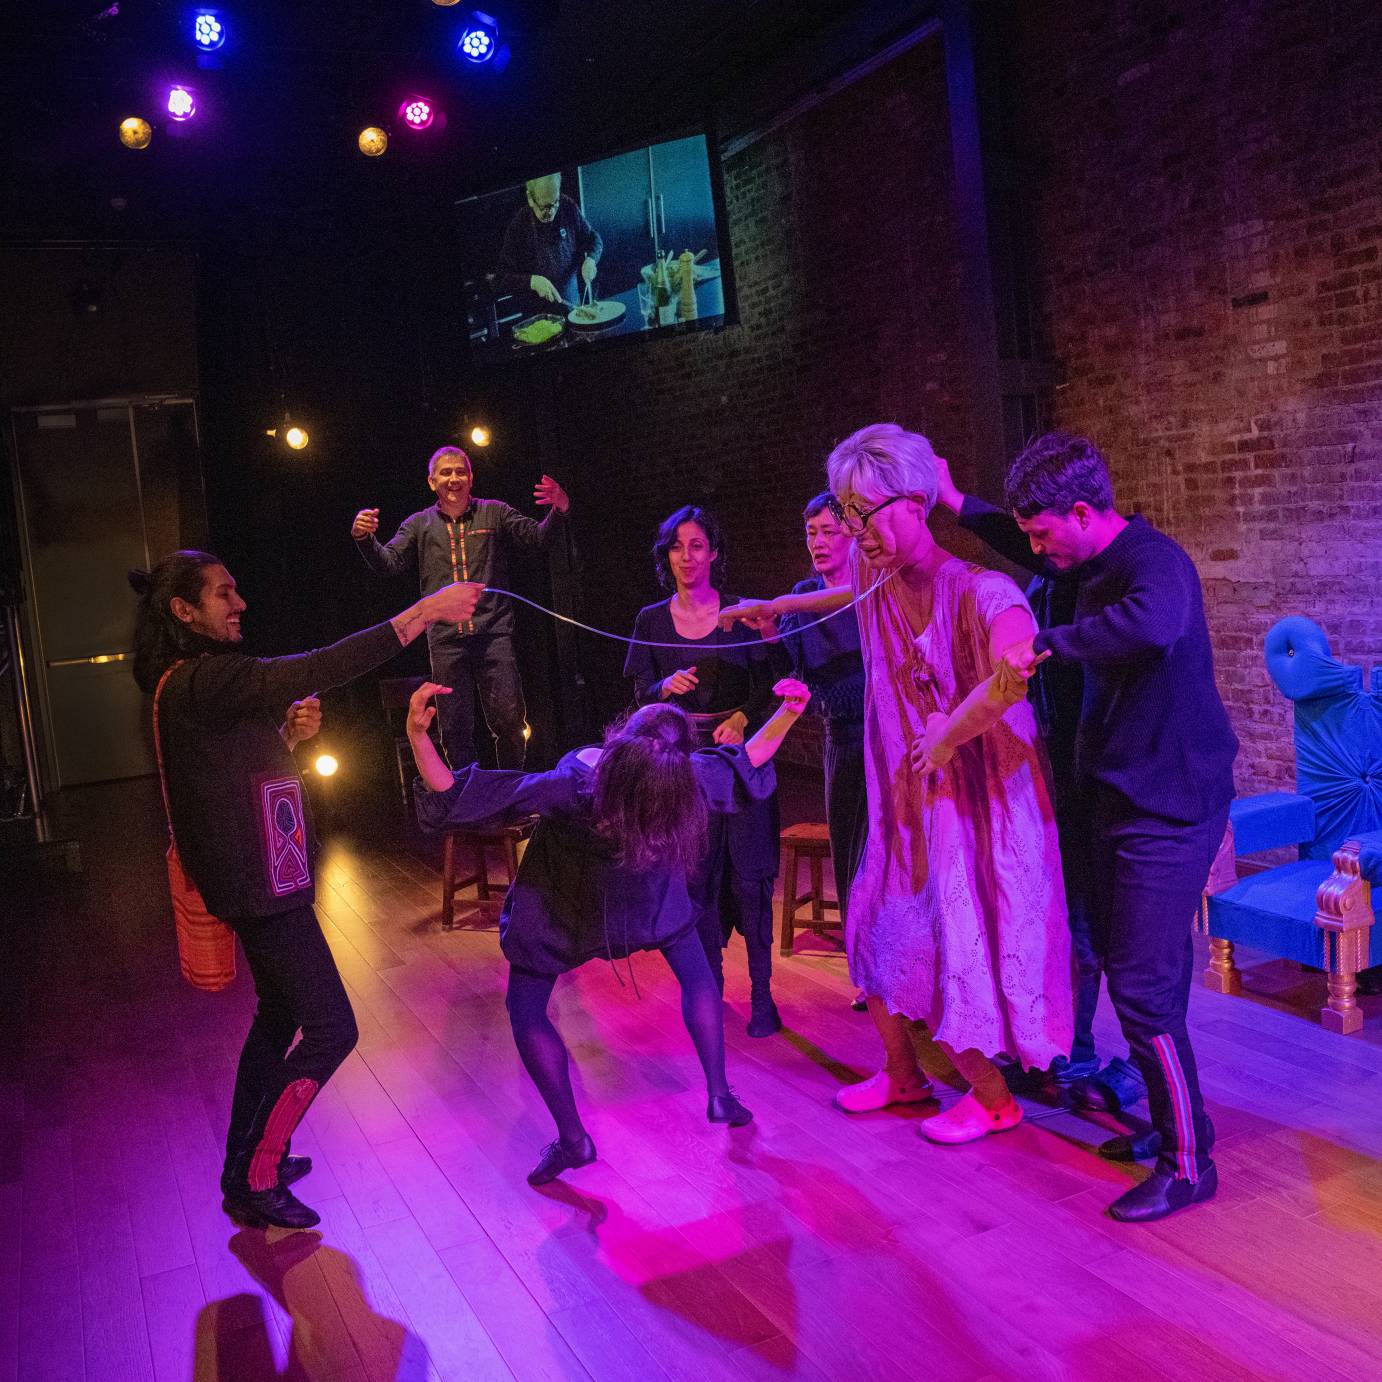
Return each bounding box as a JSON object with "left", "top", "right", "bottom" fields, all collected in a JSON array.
[
  {"left": 1033, "top": 516, "right": 1238, "bottom": 824},
  {"left": 158, "top": 621, "right": 402, "bottom": 919},
  {"left": 777, "top": 574, "right": 865, "bottom": 737},
  {"left": 355, "top": 498, "right": 563, "bottom": 642},
  {"left": 958, "top": 496, "right": 1083, "bottom": 807},
  {"left": 624, "top": 596, "right": 777, "bottom": 735},
  {"left": 414, "top": 745, "right": 775, "bottom": 976},
  {"left": 497, "top": 194, "right": 603, "bottom": 307}
]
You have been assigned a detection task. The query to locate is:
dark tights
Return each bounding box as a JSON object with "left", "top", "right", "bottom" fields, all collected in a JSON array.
[{"left": 505, "top": 928, "right": 730, "bottom": 1145}]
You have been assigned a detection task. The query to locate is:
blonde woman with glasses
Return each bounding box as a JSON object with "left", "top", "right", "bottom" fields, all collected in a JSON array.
[{"left": 722, "top": 423, "right": 1072, "bottom": 1145}]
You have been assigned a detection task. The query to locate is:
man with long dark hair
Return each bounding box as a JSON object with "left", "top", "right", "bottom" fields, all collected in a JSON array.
[
  {"left": 1003, "top": 433, "right": 1238, "bottom": 1222},
  {"left": 131, "top": 549, "right": 481, "bottom": 1229}
]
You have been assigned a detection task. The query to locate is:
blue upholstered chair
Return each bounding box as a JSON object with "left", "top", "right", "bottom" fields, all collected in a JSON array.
[{"left": 1201, "top": 617, "right": 1382, "bottom": 1033}]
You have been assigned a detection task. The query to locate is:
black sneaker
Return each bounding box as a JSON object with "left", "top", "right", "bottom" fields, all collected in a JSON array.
[
  {"left": 707, "top": 1090, "right": 754, "bottom": 1126},
  {"left": 222, "top": 1184, "right": 321, "bottom": 1230},
  {"left": 527, "top": 1134, "right": 597, "bottom": 1186}
]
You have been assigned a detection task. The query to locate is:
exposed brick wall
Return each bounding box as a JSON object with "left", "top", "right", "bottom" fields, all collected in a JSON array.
[
  {"left": 542, "top": 35, "right": 978, "bottom": 765},
  {"left": 1009, "top": 0, "right": 1382, "bottom": 795}
]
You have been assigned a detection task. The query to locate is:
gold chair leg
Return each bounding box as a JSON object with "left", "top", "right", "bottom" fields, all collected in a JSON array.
[
  {"left": 1203, "top": 936, "right": 1242, "bottom": 995},
  {"left": 1322, "top": 968, "right": 1363, "bottom": 1034}
]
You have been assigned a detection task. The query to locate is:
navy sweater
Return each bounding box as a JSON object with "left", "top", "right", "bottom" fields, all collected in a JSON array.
[{"left": 1033, "top": 517, "right": 1237, "bottom": 824}]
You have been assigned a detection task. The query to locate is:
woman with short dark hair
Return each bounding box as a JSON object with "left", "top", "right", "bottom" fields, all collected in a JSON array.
[{"left": 623, "top": 506, "right": 785, "bottom": 1037}]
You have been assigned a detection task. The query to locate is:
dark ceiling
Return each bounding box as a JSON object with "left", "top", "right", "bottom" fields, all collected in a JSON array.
[{"left": 0, "top": 0, "right": 939, "bottom": 243}]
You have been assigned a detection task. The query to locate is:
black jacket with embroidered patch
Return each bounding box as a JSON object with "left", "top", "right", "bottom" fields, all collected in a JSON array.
[{"left": 158, "top": 622, "right": 401, "bottom": 919}]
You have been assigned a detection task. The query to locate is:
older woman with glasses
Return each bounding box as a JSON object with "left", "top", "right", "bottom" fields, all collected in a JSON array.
[{"left": 723, "top": 424, "right": 1071, "bottom": 1145}]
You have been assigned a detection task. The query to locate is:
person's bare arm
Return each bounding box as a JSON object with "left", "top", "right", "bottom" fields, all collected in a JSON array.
[
  {"left": 745, "top": 679, "right": 811, "bottom": 768},
  {"left": 910, "top": 606, "right": 1047, "bottom": 773},
  {"left": 720, "top": 586, "right": 851, "bottom": 632}
]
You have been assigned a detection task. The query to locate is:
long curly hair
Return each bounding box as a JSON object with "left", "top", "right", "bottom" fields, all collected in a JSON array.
[
  {"left": 592, "top": 703, "right": 708, "bottom": 874},
  {"left": 129, "top": 549, "right": 223, "bottom": 692}
]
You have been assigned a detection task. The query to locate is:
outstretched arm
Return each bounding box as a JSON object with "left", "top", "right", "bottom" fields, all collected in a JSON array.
[
  {"left": 406, "top": 680, "right": 579, "bottom": 829},
  {"left": 405, "top": 681, "right": 456, "bottom": 792},
  {"left": 720, "top": 586, "right": 851, "bottom": 632},
  {"left": 184, "top": 583, "right": 483, "bottom": 723},
  {"left": 745, "top": 679, "right": 811, "bottom": 768},
  {"left": 910, "top": 606, "right": 1047, "bottom": 774}
]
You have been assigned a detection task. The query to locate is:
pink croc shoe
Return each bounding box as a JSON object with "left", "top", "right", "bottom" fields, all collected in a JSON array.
[
  {"left": 919, "top": 1092, "right": 1023, "bottom": 1145},
  {"left": 834, "top": 1070, "right": 934, "bottom": 1114}
]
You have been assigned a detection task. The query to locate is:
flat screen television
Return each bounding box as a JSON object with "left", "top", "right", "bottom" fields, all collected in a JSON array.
[{"left": 456, "top": 129, "right": 735, "bottom": 364}]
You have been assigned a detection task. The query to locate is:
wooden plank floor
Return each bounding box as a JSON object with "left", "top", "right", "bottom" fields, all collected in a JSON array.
[{"left": 11, "top": 775, "right": 1382, "bottom": 1381}]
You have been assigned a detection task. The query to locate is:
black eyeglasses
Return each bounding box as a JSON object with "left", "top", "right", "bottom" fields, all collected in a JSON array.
[{"left": 825, "top": 493, "right": 906, "bottom": 534}]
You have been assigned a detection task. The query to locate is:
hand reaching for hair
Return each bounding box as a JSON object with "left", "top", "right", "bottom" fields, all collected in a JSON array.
[
  {"left": 773, "top": 678, "right": 811, "bottom": 715},
  {"left": 407, "top": 681, "right": 452, "bottom": 738}
]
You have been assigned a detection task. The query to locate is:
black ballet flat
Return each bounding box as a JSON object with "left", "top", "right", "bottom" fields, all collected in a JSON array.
[
  {"left": 707, "top": 1091, "right": 754, "bottom": 1126},
  {"left": 1108, "top": 1163, "right": 1218, "bottom": 1223},
  {"left": 222, "top": 1184, "right": 321, "bottom": 1230},
  {"left": 527, "top": 1134, "right": 597, "bottom": 1186}
]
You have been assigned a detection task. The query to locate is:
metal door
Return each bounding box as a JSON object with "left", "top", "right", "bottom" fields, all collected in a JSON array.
[{"left": 10, "top": 397, "right": 205, "bottom": 787}]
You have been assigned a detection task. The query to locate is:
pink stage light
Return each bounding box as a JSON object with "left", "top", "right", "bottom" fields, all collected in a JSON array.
[
  {"left": 400, "top": 98, "right": 435, "bottom": 131},
  {"left": 167, "top": 86, "right": 196, "bottom": 121}
]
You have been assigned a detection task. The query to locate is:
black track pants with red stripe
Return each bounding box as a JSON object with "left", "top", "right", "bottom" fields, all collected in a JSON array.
[
  {"left": 1088, "top": 791, "right": 1227, "bottom": 1182},
  {"left": 223, "top": 905, "right": 359, "bottom": 1192}
]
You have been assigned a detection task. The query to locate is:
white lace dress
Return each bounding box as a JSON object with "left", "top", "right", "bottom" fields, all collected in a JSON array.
[{"left": 848, "top": 555, "right": 1073, "bottom": 1068}]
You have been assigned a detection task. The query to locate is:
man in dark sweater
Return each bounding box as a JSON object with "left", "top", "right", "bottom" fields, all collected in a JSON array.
[
  {"left": 932, "top": 459, "right": 1146, "bottom": 1112},
  {"left": 1004, "top": 432, "right": 1237, "bottom": 1223},
  {"left": 132, "top": 549, "right": 481, "bottom": 1229},
  {"left": 497, "top": 173, "right": 603, "bottom": 309},
  {"left": 351, "top": 444, "right": 569, "bottom": 768}
]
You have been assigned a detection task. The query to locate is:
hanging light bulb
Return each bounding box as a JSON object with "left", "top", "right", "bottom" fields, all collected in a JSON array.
[
  {"left": 119, "top": 117, "right": 152, "bottom": 150},
  {"left": 469, "top": 425, "right": 491, "bottom": 447},
  {"left": 358, "top": 126, "right": 389, "bottom": 157},
  {"left": 314, "top": 753, "right": 339, "bottom": 776}
]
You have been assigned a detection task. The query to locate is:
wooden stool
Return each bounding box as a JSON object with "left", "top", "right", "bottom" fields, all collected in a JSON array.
[
  {"left": 441, "top": 817, "right": 537, "bottom": 929},
  {"left": 779, "top": 822, "right": 843, "bottom": 955}
]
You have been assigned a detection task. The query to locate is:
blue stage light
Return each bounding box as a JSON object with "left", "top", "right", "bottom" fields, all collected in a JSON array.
[
  {"left": 192, "top": 10, "right": 225, "bottom": 52},
  {"left": 459, "top": 12, "right": 498, "bottom": 63}
]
